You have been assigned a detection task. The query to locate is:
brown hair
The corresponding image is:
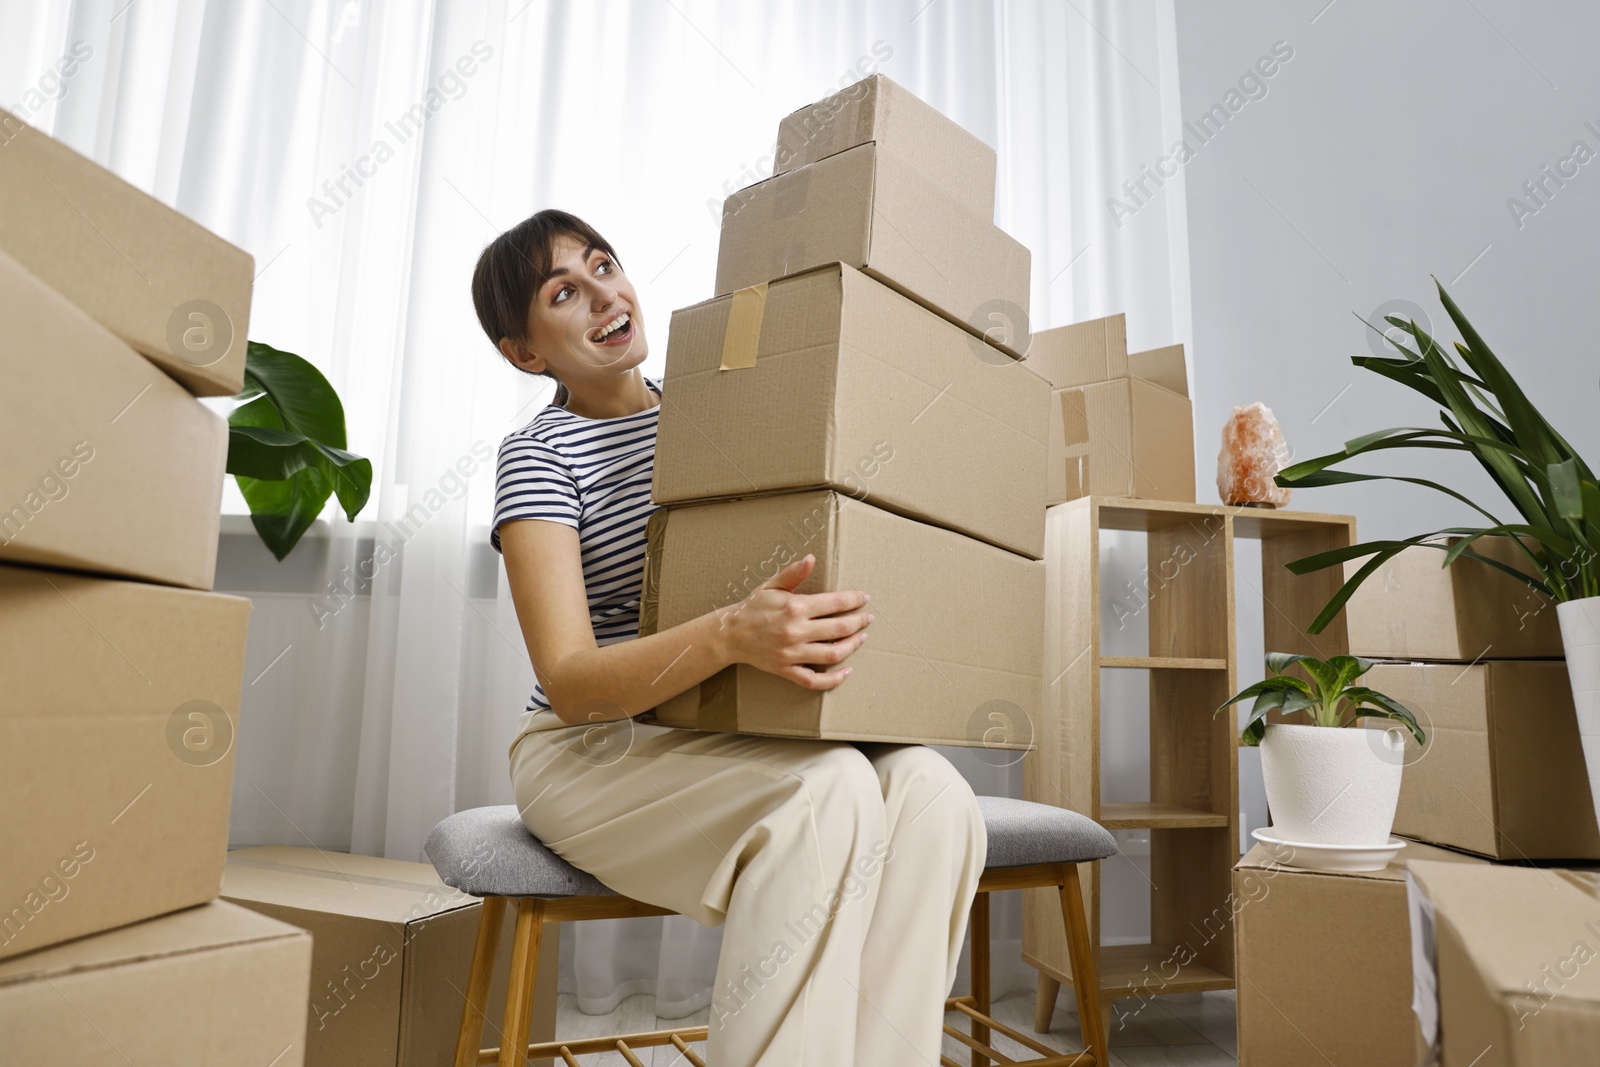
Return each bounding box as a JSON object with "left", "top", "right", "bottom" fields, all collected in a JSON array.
[{"left": 470, "top": 209, "right": 624, "bottom": 408}]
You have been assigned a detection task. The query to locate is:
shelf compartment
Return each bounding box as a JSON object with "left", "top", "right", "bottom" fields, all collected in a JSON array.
[
  {"left": 1029, "top": 942, "right": 1235, "bottom": 996},
  {"left": 1098, "top": 802, "right": 1229, "bottom": 829},
  {"left": 1099, "top": 656, "right": 1227, "bottom": 671}
]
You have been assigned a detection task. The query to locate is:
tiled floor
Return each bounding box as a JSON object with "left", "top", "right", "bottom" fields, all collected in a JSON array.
[{"left": 546, "top": 987, "right": 1240, "bottom": 1065}]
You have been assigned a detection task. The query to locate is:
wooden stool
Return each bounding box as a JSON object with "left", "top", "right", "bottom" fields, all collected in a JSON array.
[{"left": 426, "top": 795, "right": 1114, "bottom": 1066}]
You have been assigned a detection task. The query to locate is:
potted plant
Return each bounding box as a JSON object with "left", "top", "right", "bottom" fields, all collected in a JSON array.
[
  {"left": 1270, "top": 279, "right": 1600, "bottom": 825},
  {"left": 1216, "top": 653, "right": 1424, "bottom": 847},
  {"left": 226, "top": 341, "right": 371, "bottom": 559}
]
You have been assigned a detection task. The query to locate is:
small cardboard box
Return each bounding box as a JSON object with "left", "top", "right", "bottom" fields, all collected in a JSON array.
[
  {"left": 1365, "top": 661, "right": 1600, "bottom": 860},
  {"left": 1048, "top": 346, "right": 1195, "bottom": 504},
  {"left": 1, "top": 246, "right": 227, "bottom": 591},
  {"left": 1342, "top": 539, "right": 1564, "bottom": 660},
  {"left": 0, "top": 563, "right": 251, "bottom": 961},
  {"left": 1234, "top": 839, "right": 1489, "bottom": 1067},
  {"left": 0, "top": 900, "right": 312, "bottom": 1066},
  {"left": 1024, "top": 314, "right": 1128, "bottom": 389},
  {"left": 222, "top": 847, "right": 557, "bottom": 1067},
  {"left": 716, "top": 141, "right": 1032, "bottom": 360},
  {"left": 640, "top": 490, "right": 1043, "bottom": 746},
  {"left": 1408, "top": 860, "right": 1600, "bottom": 1067},
  {"left": 652, "top": 262, "right": 1049, "bottom": 558},
  {"left": 773, "top": 74, "right": 997, "bottom": 220},
  {"left": 0, "top": 106, "right": 253, "bottom": 396}
]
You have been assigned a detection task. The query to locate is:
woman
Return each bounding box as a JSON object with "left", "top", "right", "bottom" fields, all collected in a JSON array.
[{"left": 471, "top": 208, "right": 987, "bottom": 1066}]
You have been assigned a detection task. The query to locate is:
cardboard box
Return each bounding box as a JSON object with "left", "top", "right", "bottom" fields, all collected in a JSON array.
[
  {"left": 0, "top": 900, "right": 312, "bottom": 1066},
  {"left": 640, "top": 490, "right": 1043, "bottom": 745},
  {"left": 0, "top": 563, "right": 251, "bottom": 960},
  {"left": 1048, "top": 348, "right": 1195, "bottom": 504},
  {"left": 651, "top": 262, "right": 1049, "bottom": 559},
  {"left": 1234, "top": 839, "right": 1488, "bottom": 1067},
  {"left": 1363, "top": 661, "right": 1600, "bottom": 860},
  {"left": 1024, "top": 314, "right": 1128, "bottom": 388},
  {"left": 772, "top": 74, "right": 997, "bottom": 220},
  {"left": 0, "top": 247, "right": 227, "bottom": 591},
  {"left": 1343, "top": 538, "right": 1565, "bottom": 660},
  {"left": 1408, "top": 860, "right": 1600, "bottom": 1067},
  {"left": 223, "top": 846, "right": 557, "bottom": 1067},
  {"left": 715, "top": 141, "right": 1032, "bottom": 359},
  {"left": 1128, "top": 343, "right": 1189, "bottom": 395},
  {"left": 0, "top": 106, "right": 252, "bottom": 396}
]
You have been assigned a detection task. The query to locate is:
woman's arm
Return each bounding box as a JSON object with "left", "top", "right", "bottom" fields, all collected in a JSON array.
[{"left": 500, "top": 518, "right": 873, "bottom": 726}]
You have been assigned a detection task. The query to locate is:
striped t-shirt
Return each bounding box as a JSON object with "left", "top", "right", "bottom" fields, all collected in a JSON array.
[{"left": 490, "top": 376, "right": 663, "bottom": 747}]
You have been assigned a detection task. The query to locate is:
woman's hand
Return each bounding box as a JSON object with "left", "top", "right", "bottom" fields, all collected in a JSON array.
[{"left": 717, "top": 555, "right": 873, "bottom": 689}]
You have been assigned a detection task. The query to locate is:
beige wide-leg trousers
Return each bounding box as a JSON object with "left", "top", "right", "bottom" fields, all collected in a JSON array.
[{"left": 509, "top": 718, "right": 987, "bottom": 1067}]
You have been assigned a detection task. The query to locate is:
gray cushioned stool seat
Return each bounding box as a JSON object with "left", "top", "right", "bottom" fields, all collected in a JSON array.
[
  {"left": 425, "top": 796, "right": 1116, "bottom": 899},
  {"left": 976, "top": 795, "right": 1117, "bottom": 868}
]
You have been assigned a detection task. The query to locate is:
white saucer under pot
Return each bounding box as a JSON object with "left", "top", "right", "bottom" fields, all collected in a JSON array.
[{"left": 1251, "top": 828, "right": 1406, "bottom": 873}]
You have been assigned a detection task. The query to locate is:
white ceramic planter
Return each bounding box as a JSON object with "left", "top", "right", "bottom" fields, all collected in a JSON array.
[
  {"left": 1558, "top": 596, "right": 1600, "bottom": 832},
  {"left": 1259, "top": 722, "right": 1404, "bottom": 846}
]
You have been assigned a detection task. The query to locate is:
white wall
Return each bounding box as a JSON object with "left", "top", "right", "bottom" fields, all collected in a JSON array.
[{"left": 1174, "top": 0, "right": 1600, "bottom": 836}]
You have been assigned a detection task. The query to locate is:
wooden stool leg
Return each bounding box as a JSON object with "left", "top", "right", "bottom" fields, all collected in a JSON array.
[
  {"left": 455, "top": 897, "right": 507, "bottom": 1067},
  {"left": 1059, "top": 864, "right": 1107, "bottom": 1065},
  {"left": 969, "top": 890, "right": 991, "bottom": 1067},
  {"left": 499, "top": 898, "right": 545, "bottom": 1067},
  {"left": 1034, "top": 974, "right": 1061, "bottom": 1033}
]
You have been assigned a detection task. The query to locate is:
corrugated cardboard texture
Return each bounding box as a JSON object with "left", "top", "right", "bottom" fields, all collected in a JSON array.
[
  {"left": 1049, "top": 377, "right": 1195, "bottom": 504},
  {"left": 1410, "top": 861, "right": 1600, "bottom": 1067},
  {"left": 0, "top": 564, "right": 251, "bottom": 961},
  {"left": 222, "top": 847, "right": 555, "bottom": 1067},
  {"left": 1343, "top": 538, "right": 1565, "bottom": 659},
  {"left": 773, "top": 74, "right": 997, "bottom": 220},
  {"left": 651, "top": 263, "right": 1049, "bottom": 558},
  {"left": 715, "top": 142, "right": 1032, "bottom": 359},
  {"left": 1234, "top": 840, "right": 1487, "bottom": 1067},
  {"left": 1127, "top": 343, "right": 1189, "bottom": 398},
  {"left": 0, "top": 107, "right": 253, "bottom": 396},
  {"left": 1024, "top": 315, "right": 1128, "bottom": 388},
  {"left": 0, "top": 247, "right": 227, "bottom": 590},
  {"left": 640, "top": 490, "right": 1043, "bottom": 745},
  {"left": 0, "top": 900, "right": 312, "bottom": 1066},
  {"left": 1365, "top": 661, "right": 1600, "bottom": 860}
]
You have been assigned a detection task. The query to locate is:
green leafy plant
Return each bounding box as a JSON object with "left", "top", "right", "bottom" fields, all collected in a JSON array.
[
  {"left": 1273, "top": 278, "right": 1599, "bottom": 633},
  {"left": 1215, "top": 653, "right": 1424, "bottom": 747},
  {"left": 226, "top": 341, "right": 372, "bottom": 560}
]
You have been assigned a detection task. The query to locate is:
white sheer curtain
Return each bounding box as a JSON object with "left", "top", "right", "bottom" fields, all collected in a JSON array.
[{"left": 2, "top": 0, "right": 1189, "bottom": 1016}]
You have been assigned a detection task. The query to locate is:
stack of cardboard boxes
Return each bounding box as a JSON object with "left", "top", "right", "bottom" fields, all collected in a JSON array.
[
  {"left": 1026, "top": 314, "right": 1195, "bottom": 504},
  {"left": 0, "top": 108, "right": 313, "bottom": 1062},
  {"left": 640, "top": 75, "right": 1048, "bottom": 747},
  {"left": 1234, "top": 538, "right": 1597, "bottom": 1065}
]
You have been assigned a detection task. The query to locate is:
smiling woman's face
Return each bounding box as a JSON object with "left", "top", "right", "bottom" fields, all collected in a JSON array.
[{"left": 516, "top": 231, "right": 647, "bottom": 385}]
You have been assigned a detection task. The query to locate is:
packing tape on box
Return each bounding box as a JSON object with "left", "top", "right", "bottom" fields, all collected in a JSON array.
[
  {"left": 1060, "top": 390, "right": 1090, "bottom": 447},
  {"left": 638, "top": 509, "right": 667, "bottom": 634},
  {"left": 719, "top": 282, "right": 768, "bottom": 371}
]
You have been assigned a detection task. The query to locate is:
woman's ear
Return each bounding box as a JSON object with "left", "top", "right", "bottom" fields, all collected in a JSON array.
[{"left": 499, "top": 336, "right": 547, "bottom": 375}]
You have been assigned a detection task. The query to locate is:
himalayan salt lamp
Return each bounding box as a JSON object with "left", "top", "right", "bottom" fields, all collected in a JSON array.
[{"left": 1217, "top": 403, "right": 1291, "bottom": 507}]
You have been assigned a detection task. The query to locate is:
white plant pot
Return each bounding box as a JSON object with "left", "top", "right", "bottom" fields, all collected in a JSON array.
[
  {"left": 1259, "top": 722, "right": 1404, "bottom": 846},
  {"left": 1558, "top": 596, "right": 1600, "bottom": 832}
]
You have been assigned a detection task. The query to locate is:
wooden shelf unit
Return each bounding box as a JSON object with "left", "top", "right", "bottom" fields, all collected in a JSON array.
[{"left": 1021, "top": 496, "right": 1355, "bottom": 1003}]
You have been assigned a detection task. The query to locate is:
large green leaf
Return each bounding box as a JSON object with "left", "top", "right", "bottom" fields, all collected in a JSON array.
[
  {"left": 240, "top": 341, "right": 348, "bottom": 449},
  {"left": 229, "top": 394, "right": 337, "bottom": 560},
  {"left": 1344, "top": 687, "right": 1426, "bottom": 746},
  {"left": 226, "top": 342, "right": 372, "bottom": 560}
]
